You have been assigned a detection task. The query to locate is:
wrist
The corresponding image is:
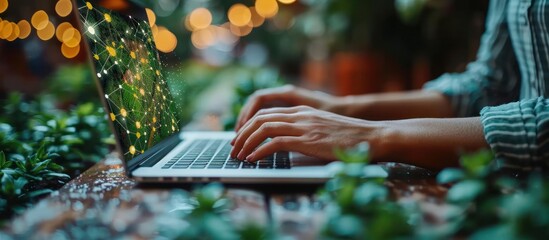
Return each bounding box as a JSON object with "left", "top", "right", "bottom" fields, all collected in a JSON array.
[
  {"left": 339, "top": 95, "right": 376, "bottom": 118},
  {"left": 361, "top": 120, "right": 397, "bottom": 161}
]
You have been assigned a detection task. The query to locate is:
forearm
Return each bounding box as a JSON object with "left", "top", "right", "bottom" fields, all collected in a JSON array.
[
  {"left": 336, "top": 90, "right": 454, "bottom": 120},
  {"left": 373, "top": 117, "right": 489, "bottom": 170}
]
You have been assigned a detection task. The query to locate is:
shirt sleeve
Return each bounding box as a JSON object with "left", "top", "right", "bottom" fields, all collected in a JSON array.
[
  {"left": 480, "top": 98, "right": 549, "bottom": 169},
  {"left": 423, "top": 0, "right": 520, "bottom": 117}
]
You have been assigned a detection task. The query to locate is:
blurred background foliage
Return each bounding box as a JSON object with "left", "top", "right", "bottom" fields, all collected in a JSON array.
[
  {"left": 0, "top": 0, "right": 491, "bottom": 233},
  {"left": 3, "top": 1, "right": 549, "bottom": 238}
]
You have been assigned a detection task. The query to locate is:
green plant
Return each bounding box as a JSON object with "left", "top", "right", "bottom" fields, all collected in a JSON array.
[
  {"left": 0, "top": 93, "right": 113, "bottom": 221},
  {"left": 434, "top": 151, "right": 549, "bottom": 239},
  {"left": 161, "top": 184, "right": 271, "bottom": 240},
  {"left": 0, "top": 145, "right": 69, "bottom": 218},
  {"left": 321, "top": 143, "right": 416, "bottom": 239}
]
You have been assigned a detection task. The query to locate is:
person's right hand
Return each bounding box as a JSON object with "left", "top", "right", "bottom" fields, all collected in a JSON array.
[{"left": 234, "top": 85, "right": 342, "bottom": 132}]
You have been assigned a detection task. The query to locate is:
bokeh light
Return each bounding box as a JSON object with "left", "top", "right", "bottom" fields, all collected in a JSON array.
[
  {"left": 278, "top": 0, "right": 296, "bottom": 4},
  {"left": 191, "top": 26, "right": 216, "bottom": 49},
  {"left": 61, "top": 42, "right": 80, "bottom": 58},
  {"left": 183, "top": 15, "right": 193, "bottom": 31},
  {"left": 31, "top": 10, "right": 49, "bottom": 30},
  {"left": 6, "top": 22, "right": 19, "bottom": 41},
  {"left": 56, "top": 22, "right": 73, "bottom": 41},
  {"left": 55, "top": 0, "right": 73, "bottom": 17},
  {"left": 218, "top": 24, "right": 239, "bottom": 46},
  {"left": 145, "top": 8, "right": 156, "bottom": 27},
  {"left": 189, "top": 7, "right": 212, "bottom": 30},
  {"left": 255, "top": 0, "right": 279, "bottom": 18},
  {"left": 151, "top": 24, "right": 158, "bottom": 37},
  {"left": 228, "top": 4, "right": 251, "bottom": 27},
  {"left": 154, "top": 26, "right": 177, "bottom": 53},
  {"left": 0, "top": 20, "right": 13, "bottom": 39},
  {"left": 230, "top": 22, "right": 253, "bottom": 37},
  {"left": 249, "top": 7, "right": 265, "bottom": 27},
  {"left": 37, "top": 21, "right": 55, "bottom": 40},
  {"left": 62, "top": 27, "right": 81, "bottom": 48},
  {"left": 0, "top": 0, "right": 7, "bottom": 14},
  {"left": 17, "top": 20, "right": 31, "bottom": 39}
]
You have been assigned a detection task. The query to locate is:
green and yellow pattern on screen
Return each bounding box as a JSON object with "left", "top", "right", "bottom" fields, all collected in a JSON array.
[{"left": 78, "top": 1, "right": 180, "bottom": 161}]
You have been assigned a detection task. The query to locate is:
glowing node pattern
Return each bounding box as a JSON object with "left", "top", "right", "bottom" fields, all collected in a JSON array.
[{"left": 79, "top": 1, "right": 180, "bottom": 160}]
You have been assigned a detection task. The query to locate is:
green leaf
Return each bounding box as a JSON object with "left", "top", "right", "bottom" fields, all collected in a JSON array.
[
  {"left": 32, "top": 159, "right": 52, "bottom": 173},
  {"left": 329, "top": 215, "right": 363, "bottom": 237},
  {"left": 25, "top": 189, "right": 54, "bottom": 199},
  {"left": 447, "top": 180, "right": 486, "bottom": 204},
  {"left": 437, "top": 168, "right": 466, "bottom": 184},
  {"left": 353, "top": 182, "right": 388, "bottom": 206},
  {"left": 333, "top": 142, "right": 370, "bottom": 164},
  {"left": 470, "top": 225, "right": 513, "bottom": 240},
  {"left": 0, "top": 152, "right": 11, "bottom": 169},
  {"left": 460, "top": 150, "right": 494, "bottom": 176},
  {"left": 45, "top": 172, "right": 70, "bottom": 179}
]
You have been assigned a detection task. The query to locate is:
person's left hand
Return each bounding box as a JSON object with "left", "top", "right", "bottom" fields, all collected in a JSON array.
[{"left": 230, "top": 105, "right": 387, "bottom": 162}]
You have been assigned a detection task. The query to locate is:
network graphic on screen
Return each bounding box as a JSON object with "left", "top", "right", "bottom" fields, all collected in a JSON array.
[{"left": 78, "top": 1, "right": 180, "bottom": 161}]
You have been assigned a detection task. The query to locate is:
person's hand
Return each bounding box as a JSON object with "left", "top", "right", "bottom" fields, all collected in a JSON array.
[
  {"left": 235, "top": 85, "right": 343, "bottom": 132},
  {"left": 230, "top": 105, "right": 388, "bottom": 162}
]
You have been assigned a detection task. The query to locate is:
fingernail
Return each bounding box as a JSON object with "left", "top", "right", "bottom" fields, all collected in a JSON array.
[
  {"left": 230, "top": 138, "right": 235, "bottom": 145},
  {"left": 246, "top": 153, "right": 255, "bottom": 162},
  {"left": 237, "top": 152, "right": 244, "bottom": 160}
]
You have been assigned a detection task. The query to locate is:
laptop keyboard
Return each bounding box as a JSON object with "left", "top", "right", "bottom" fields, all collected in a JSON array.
[{"left": 161, "top": 139, "right": 291, "bottom": 170}]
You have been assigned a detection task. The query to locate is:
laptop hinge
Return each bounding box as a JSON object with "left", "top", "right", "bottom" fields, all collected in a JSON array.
[{"left": 126, "top": 134, "right": 182, "bottom": 173}]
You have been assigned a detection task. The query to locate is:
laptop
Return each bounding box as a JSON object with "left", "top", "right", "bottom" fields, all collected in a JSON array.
[{"left": 75, "top": 0, "right": 336, "bottom": 184}]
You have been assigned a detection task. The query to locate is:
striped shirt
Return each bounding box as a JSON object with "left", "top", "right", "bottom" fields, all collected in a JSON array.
[{"left": 424, "top": 0, "right": 549, "bottom": 169}]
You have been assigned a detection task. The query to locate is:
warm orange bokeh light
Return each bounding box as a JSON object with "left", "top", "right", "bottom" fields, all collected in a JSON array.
[
  {"left": 255, "top": 0, "right": 279, "bottom": 18},
  {"left": 191, "top": 26, "right": 216, "bottom": 49},
  {"left": 0, "top": 0, "right": 8, "bottom": 14},
  {"left": 228, "top": 4, "right": 251, "bottom": 27},
  {"left": 154, "top": 26, "right": 177, "bottom": 53},
  {"left": 31, "top": 10, "right": 49, "bottom": 30},
  {"left": 37, "top": 21, "right": 55, "bottom": 40},
  {"left": 0, "top": 20, "right": 13, "bottom": 39},
  {"left": 62, "top": 27, "right": 81, "bottom": 48},
  {"left": 278, "top": 0, "right": 296, "bottom": 4},
  {"left": 61, "top": 42, "right": 80, "bottom": 58},
  {"left": 6, "top": 22, "right": 19, "bottom": 41},
  {"left": 151, "top": 24, "right": 158, "bottom": 37},
  {"left": 249, "top": 7, "right": 265, "bottom": 27},
  {"left": 55, "top": 0, "right": 73, "bottom": 17},
  {"left": 17, "top": 20, "right": 31, "bottom": 39},
  {"left": 145, "top": 8, "right": 156, "bottom": 27},
  {"left": 230, "top": 22, "right": 253, "bottom": 37},
  {"left": 189, "top": 7, "right": 212, "bottom": 30},
  {"left": 218, "top": 23, "right": 239, "bottom": 45},
  {"left": 56, "top": 22, "right": 73, "bottom": 41}
]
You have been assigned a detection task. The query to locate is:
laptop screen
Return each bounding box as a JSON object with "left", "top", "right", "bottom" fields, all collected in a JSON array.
[{"left": 77, "top": 0, "right": 181, "bottom": 162}]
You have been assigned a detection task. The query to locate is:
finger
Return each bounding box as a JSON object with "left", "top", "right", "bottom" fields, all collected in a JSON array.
[
  {"left": 237, "top": 106, "right": 309, "bottom": 135},
  {"left": 235, "top": 86, "right": 296, "bottom": 131},
  {"left": 231, "top": 113, "right": 296, "bottom": 158},
  {"left": 246, "top": 137, "right": 302, "bottom": 162},
  {"left": 236, "top": 122, "right": 304, "bottom": 160}
]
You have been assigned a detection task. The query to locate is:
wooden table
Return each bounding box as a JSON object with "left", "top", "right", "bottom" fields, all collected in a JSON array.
[{"left": 2, "top": 153, "right": 449, "bottom": 239}]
